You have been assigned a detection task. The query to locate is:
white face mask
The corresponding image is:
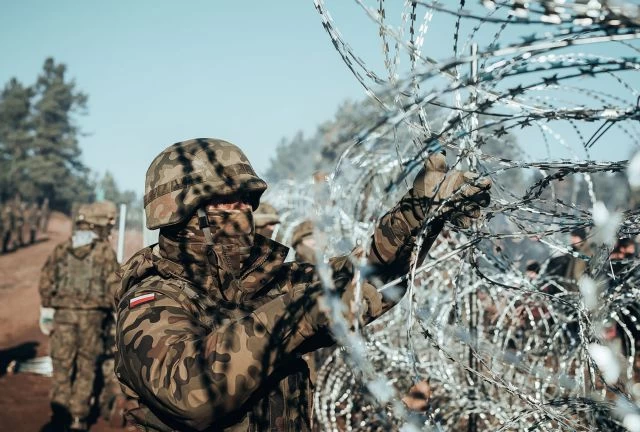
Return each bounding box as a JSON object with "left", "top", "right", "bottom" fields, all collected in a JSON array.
[{"left": 71, "top": 230, "right": 98, "bottom": 249}]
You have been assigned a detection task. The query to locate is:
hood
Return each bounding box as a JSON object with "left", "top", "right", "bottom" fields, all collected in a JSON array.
[{"left": 115, "top": 234, "right": 290, "bottom": 306}]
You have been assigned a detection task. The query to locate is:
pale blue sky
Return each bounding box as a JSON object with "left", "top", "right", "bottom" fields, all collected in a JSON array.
[
  {"left": 1, "top": 1, "right": 638, "bottom": 195},
  {"left": 1, "top": 1, "right": 382, "bottom": 194}
]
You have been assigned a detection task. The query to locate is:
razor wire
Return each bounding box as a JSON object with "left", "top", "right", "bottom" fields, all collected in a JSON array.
[{"left": 295, "top": 1, "right": 640, "bottom": 431}]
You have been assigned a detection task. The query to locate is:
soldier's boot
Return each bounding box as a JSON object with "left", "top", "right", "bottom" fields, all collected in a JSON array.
[{"left": 69, "top": 417, "right": 87, "bottom": 432}]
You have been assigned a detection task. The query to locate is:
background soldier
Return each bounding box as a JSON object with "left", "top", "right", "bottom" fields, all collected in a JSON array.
[
  {"left": 253, "top": 201, "right": 280, "bottom": 239},
  {"left": 40, "top": 197, "right": 51, "bottom": 234},
  {"left": 25, "top": 201, "right": 40, "bottom": 244},
  {"left": 39, "top": 201, "right": 120, "bottom": 432},
  {"left": 114, "top": 138, "right": 491, "bottom": 431},
  {"left": 1, "top": 200, "right": 14, "bottom": 253},
  {"left": 9, "top": 195, "right": 24, "bottom": 249},
  {"left": 291, "top": 220, "right": 316, "bottom": 264},
  {"left": 546, "top": 227, "right": 592, "bottom": 285},
  {"left": 0, "top": 202, "right": 7, "bottom": 253}
]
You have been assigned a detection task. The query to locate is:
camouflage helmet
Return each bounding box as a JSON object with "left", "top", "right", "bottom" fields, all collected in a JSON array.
[
  {"left": 76, "top": 201, "right": 117, "bottom": 226},
  {"left": 254, "top": 202, "right": 280, "bottom": 228},
  {"left": 144, "top": 138, "right": 267, "bottom": 230},
  {"left": 291, "top": 220, "right": 314, "bottom": 247},
  {"left": 75, "top": 204, "right": 92, "bottom": 225}
]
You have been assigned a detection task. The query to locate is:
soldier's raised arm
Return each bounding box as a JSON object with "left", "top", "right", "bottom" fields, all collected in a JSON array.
[{"left": 325, "top": 153, "right": 492, "bottom": 326}]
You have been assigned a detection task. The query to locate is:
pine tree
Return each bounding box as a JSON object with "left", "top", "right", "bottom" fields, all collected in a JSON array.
[
  {"left": 26, "top": 58, "right": 93, "bottom": 211},
  {"left": 0, "top": 78, "right": 33, "bottom": 201}
]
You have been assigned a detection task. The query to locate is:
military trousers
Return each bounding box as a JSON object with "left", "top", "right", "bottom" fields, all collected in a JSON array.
[{"left": 50, "top": 309, "right": 106, "bottom": 419}]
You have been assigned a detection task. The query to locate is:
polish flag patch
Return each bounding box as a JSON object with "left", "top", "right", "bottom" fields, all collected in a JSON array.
[{"left": 129, "top": 293, "right": 156, "bottom": 308}]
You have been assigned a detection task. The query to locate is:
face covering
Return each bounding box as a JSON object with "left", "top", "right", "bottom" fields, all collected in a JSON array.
[
  {"left": 71, "top": 229, "right": 98, "bottom": 249},
  {"left": 161, "top": 207, "right": 255, "bottom": 279},
  {"left": 203, "top": 208, "right": 255, "bottom": 275}
]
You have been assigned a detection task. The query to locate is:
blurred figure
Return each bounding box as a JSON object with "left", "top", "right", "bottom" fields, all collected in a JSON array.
[
  {"left": 40, "top": 197, "right": 51, "bottom": 234},
  {"left": 253, "top": 202, "right": 280, "bottom": 239},
  {"left": 525, "top": 260, "right": 540, "bottom": 280},
  {"left": 292, "top": 220, "right": 316, "bottom": 264},
  {"left": 26, "top": 201, "right": 40, "bottom": 244},
  {"left": 610, "top": 237, "right": 636, "bottom": 261},
  {"left": 546, "top": 227, "right": 592, "bottom": 291},
  {"left": 39, "top": 201, "right": 119, "bottom": 432},
  {"left": 0, "top": 202, "right": 10, "bottom": 253},
  {"left": 12, "top": 196, "right": 25, "bottom": 248},
  {"left": 607, "top": 237, "right": 640, "bottom": 358}
]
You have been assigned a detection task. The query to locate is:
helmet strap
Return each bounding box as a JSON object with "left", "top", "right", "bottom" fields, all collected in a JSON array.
[{"left": 197, "top": 208, "right": 214, "bottom": 246}]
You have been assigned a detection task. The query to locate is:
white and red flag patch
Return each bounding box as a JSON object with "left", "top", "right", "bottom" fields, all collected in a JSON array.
[{"left": 129, "top": 293, "right": 156, "bottom": 308}]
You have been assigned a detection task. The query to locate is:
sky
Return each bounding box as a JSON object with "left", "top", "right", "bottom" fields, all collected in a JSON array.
[
  {"left": 1, "top": 1, "right": 639, "bottom": 195},
  {"left": 0, "top": 1, "right": 381, "bottom": 194}
]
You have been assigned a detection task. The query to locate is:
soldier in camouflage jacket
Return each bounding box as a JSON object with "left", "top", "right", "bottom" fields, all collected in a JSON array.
[
  {"left": 40, "top": 201, "right": 119, "bottom": 431},
  {"left": 114, "top": 138, "right": 491, "bottom": 431}
]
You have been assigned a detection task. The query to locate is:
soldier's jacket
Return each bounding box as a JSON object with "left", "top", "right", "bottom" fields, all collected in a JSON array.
[
  {"left": 40, "top": 238, "right": 120, "bottom": 310},
  {"left": 114, "top": 195, "right": 440, "bottom": 432},
  {"left": 26, "top": 203, "right": 40, "bottom": 226}
]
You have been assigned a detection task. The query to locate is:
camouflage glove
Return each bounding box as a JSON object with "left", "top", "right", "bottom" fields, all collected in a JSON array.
[
  {"left": 411, "top": 153, "right": 491, "bottom": 228},
  {"left": 339, "top": 280, "right": 384, "bottom": 326}
]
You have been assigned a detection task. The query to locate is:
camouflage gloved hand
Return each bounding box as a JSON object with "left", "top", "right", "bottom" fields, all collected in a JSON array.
[
  {"left": 411, "top": 153, "right": 492, "bottom": 228},
  {"left": 340, "top": 280, "right": 383, "bottom": 325}
]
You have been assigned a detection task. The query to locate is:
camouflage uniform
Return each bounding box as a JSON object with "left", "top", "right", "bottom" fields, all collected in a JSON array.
[
  {"left": 25, "top": 202, "right": 40, "bottom": 244},
  {"left": 39, "top": 202, "right": 120, "bottom": 430},
  {"left": 0, "top": 203, "right": 8, "bottom": 253},
  {"left": 40, "top": 197, "right": 51, "bottom": 233},
  {"left": 14, "top": 198, "right": 25, "bottom": 248},
  {"left": 114, "top": 139, "right": 491, "bottom": 431}
]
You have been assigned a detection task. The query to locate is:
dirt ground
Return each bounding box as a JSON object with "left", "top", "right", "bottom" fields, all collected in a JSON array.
[{"left": 0, "top": 212, "right": 143, "bottom": 432}]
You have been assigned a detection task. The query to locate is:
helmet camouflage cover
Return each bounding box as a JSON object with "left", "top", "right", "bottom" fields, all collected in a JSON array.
[
  {"left": 76, "top": 201, "right": 117, "bottom": 226},
  {"left": 254, "top": 202, "right": 280, "bottom": 228},
  {"left": 291, "top": 220, "right": 314, "bottom": 247},
  {"left": 144, "top": 138, "right": 267, "bottom": 230}
]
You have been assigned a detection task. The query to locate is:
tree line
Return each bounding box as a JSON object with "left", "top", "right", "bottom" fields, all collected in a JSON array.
[{"left": 0, "top": 58, "right": 136, "bottom": 214}]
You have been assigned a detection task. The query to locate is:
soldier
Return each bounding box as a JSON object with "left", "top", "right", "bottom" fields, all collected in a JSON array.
[
  {"left": 40, "top": 197, "right": 51, "bottom": 233},
  {"left": 1, "top": 201, "right": 13, "bottom": 253},
  {"left": 39, "top": 201, "right": 120, "bottom": 432},
  {"left": 114, "top": 138, "right": 491, "bottom": 431},
  {"left": 26, "top": 201, "right": 40, "bottom": 244},
  {"left": 253, "top": 202, "right": 280, "bottom": 239},
  {"left": 13, "top": 196, "right": 25, "bottom": 248},
  {"left": 546, "top": 227, "right": 592, "bottom": 286},
  {"left": 291, "top": 220, "right": 316, "bottom": 264}
]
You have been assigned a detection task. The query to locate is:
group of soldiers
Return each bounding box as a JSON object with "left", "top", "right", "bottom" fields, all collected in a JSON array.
[
  {"left": 37, "top": 137, "right": 491, "bottom": 431},
  {"left": 1, "top": 196, "right": 50, "bottom": 253}
]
